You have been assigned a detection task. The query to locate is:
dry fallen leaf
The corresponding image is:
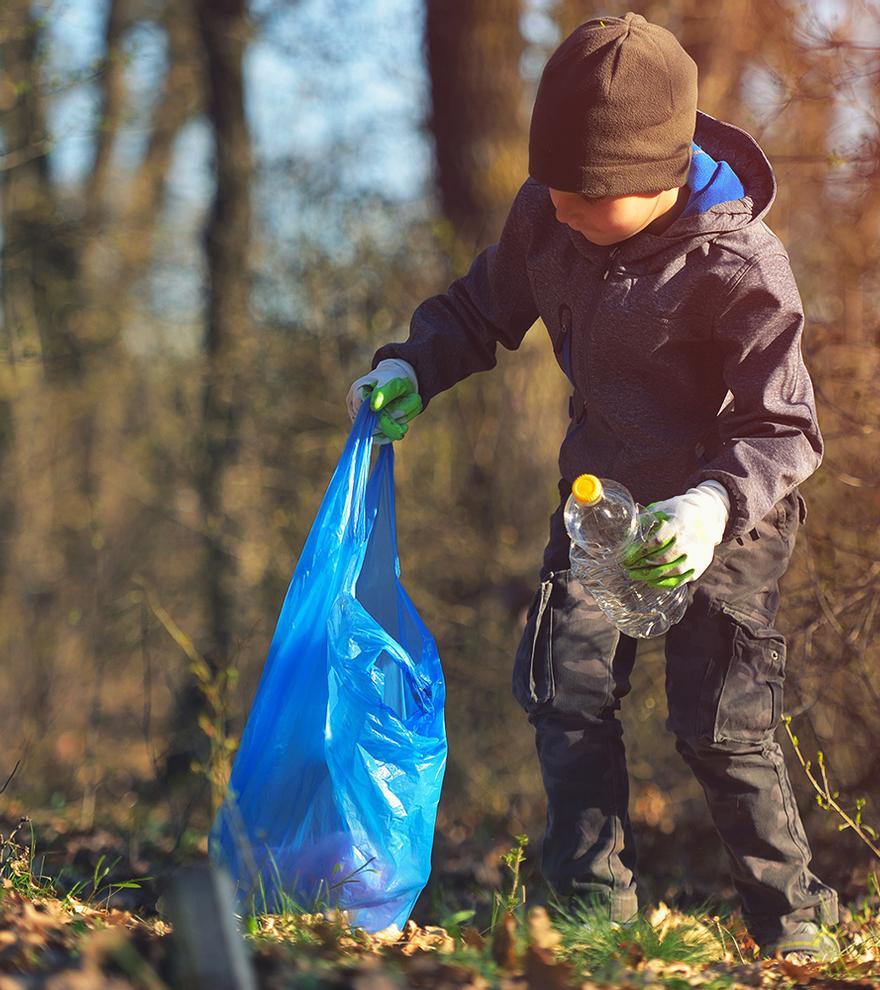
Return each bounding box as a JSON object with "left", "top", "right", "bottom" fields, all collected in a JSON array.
[
  {"left": 421, "top": 925, "right": 456, "bottom": 953},
  {"left": 491, "top": 912, "right": 519, "bottom": 971},
  {"left": 526, "top": 906, "right": 561, "bottom": 951},
  {"left": 778, "top": 957, "right": 823, "bottom": 981},
  {"left": 460, "top": 925, "right": 485, "bottom": 950},
  {"left": 646, "top": 901, "right": 671, "bottom": 929},
  {"left": 523, "top": 944, "right": 577, "bottom": 990},
  {"left": 371, "top": 924, "right": 403, "bottom": 944}
]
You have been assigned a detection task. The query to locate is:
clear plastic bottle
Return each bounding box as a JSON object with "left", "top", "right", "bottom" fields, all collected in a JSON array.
[{"left": 564, "top": 474, "right": 688, "bottom": 639}]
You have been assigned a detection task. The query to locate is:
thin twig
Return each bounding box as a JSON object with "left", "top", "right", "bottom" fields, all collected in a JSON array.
[
  {"left": 782, "top": 716, "right": 880, "bottom": 860},
  {"left": 0, "top": 760, "right": 21, "bottom": 795}
]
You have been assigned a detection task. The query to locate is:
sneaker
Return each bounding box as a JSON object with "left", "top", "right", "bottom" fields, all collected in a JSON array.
[{"left": 762, "top": 922, "right": 840, "bottom": 963}]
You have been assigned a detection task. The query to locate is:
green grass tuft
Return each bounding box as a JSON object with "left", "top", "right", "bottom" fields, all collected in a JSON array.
[{"left": 550, "top": 896, "right": 725, "bottom": 982}]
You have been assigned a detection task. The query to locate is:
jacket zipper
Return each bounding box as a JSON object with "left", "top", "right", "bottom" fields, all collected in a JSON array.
[
  {"left": 556, "top": 305, "right": 574, "bottom": 385},
  {"left": 572, "top": 246, "right": 622, "bottom": 422},
  {"left": 601, "top": 245, "right": 622, "bottom": 280}
]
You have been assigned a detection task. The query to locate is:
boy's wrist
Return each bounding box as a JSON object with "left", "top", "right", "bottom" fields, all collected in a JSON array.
[{"left": 694, "top": 481, "right": 731, "bottom": 531}]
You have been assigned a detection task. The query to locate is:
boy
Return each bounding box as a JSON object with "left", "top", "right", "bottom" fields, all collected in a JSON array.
[{"left": 347, "top": 12, "right": 839, "bottom": 960}]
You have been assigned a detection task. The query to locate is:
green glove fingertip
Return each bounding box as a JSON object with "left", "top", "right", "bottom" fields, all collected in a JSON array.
[
  {"left": 371, "top": 376, "right": 414, "bottom": 412},
  {"left": 377, "top": 409, "right": 407, "bottom": 441},
  {"left": 645, "top": 568, "right": 694, "bottom": 589},
  {"left": 392, "top": 392, "right": 423, "bottom": 424}
]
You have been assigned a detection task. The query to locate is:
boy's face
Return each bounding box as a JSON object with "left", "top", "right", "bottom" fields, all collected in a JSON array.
[{"left": 548, "top": 187, "right": 679, "bottom": 245}]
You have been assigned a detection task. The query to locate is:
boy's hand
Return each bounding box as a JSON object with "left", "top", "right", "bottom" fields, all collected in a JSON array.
[
  {"left": 622, "top": 482, "right": 730, "bottom": 589},
  {"left": 346, "top": 358, "right": 423, "bottom": 443}
]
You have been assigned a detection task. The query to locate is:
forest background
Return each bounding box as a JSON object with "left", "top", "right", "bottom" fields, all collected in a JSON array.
[{"left": 0, "top": 0, "right": 879, "bottom": 921}]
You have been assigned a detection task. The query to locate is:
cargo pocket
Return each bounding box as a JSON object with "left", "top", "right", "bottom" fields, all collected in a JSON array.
[
  {"left": 711, "top": 605, "right": 786, "bottom": 744},
  {"left": 512, "top": 574, "right": 556, "bottom": 712}
]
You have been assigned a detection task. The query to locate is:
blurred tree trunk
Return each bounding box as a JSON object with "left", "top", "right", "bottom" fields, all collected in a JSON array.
[
  {"left": 423, "top": 0, "right": 532, "bottom": 598},
  {"left": 195, "top": 0, "right": 252, "bottom": 673},
  {"left": 422, "top": 0, "right": 573, "bottom": 814},
  {"left": 83, "top": 2, "right": 202, "bottom": 304},
  {"left": 1, "top": 0, "right": 202, "bottom": 815},
  {"left": 425, "top": 0, "right": 527, "bottom": 250},
  {"left": 81, "top": 0, "right": 128, "bottom": 261},
  {"left": 0, "top": 2, "right": 86, "bottom": 758},
  {"left": 0, "top": 2, "right": 81, "bottom": 377},
  {"left": 162, "top": 0, "right": 253, "bottom": 803},
  {"left": 677, "top": 0, "right": 757, "bottom": 121}
]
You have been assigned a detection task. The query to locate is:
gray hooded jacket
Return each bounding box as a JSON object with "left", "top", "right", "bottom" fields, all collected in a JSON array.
[{"left": 373, "top": 110, "right": 823, "bottom": 541}]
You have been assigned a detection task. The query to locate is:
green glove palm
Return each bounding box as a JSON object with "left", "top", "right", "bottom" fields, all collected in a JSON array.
[
  {"left": 366, "top": 377, "right": 423, "bottom": 442},
  {"left": 622, "top": 508, "right": 695, "bottom": 589}
]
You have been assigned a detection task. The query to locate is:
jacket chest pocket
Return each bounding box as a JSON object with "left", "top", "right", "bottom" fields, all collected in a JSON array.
[{"left": 550, "top": 304, "right": 574, "bottom": 384}]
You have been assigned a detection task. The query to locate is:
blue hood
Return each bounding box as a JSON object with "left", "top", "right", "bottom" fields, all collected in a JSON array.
[{"left": 681, "top": 141, "right": 746, "bottom": 218}]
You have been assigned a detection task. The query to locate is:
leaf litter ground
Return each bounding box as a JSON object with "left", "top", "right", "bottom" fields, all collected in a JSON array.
[{"left": 1, "top": 814, "right": 880, "bottom": 988}]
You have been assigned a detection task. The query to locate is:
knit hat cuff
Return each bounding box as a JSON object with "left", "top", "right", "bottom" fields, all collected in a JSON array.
[{"left": 531, "top": 146, "right": 693, "bottom": 198}]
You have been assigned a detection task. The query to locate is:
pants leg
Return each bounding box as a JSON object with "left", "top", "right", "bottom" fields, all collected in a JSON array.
[
  {"left": 665, "top": 488, "right": 838, "bottom": 945},
  {"left": 511, "top": 565, "right": 639, "bottom": 921}
]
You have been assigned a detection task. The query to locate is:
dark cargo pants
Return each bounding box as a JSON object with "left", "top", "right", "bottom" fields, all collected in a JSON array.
[{"left": 511, "top": 486, "right": 838, "bottom": 945}]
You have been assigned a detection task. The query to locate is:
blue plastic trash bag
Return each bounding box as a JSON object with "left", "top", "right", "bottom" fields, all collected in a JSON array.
[{"left": 209, "top": 404, "right": 447, "bottom": 932}]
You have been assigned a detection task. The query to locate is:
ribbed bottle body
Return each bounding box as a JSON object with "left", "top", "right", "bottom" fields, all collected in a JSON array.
[{"left": 565, "top": 478, "right": 687, "bottom": 639}]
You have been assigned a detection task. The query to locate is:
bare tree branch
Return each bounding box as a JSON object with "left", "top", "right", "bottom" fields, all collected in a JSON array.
[{"left": 0, "top": 760, "right": 21, "bottom": 795}]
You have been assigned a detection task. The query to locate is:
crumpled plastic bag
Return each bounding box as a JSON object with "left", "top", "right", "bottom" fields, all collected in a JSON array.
[{"left": 210, "top": 404, "right": 447, "bottom": 932}]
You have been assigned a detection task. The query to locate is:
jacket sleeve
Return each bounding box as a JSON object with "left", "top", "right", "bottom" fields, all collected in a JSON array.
[
  {"left": 688, "top": 252, "right": 823, "bottom": 539},
  {"left": 371, "top": 181, "right": 540, "bottom": 407}
]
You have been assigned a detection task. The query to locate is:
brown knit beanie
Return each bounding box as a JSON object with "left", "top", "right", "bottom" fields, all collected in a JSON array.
[{"left": 528, "top": 12, "right": 698, "bottom": 197}]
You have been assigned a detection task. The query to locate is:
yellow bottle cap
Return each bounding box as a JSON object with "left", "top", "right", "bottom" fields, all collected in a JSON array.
[{"left": 572, "top": 474, "right": 603, "bottom": 505}]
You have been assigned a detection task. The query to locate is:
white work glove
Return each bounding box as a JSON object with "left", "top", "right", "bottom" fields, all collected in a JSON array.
[
  {"left": 346, "top": 358, "right": 421, "bottom": 444},
  {"left": 622, "top": 481, "right": 731, "bottom": 588}
]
